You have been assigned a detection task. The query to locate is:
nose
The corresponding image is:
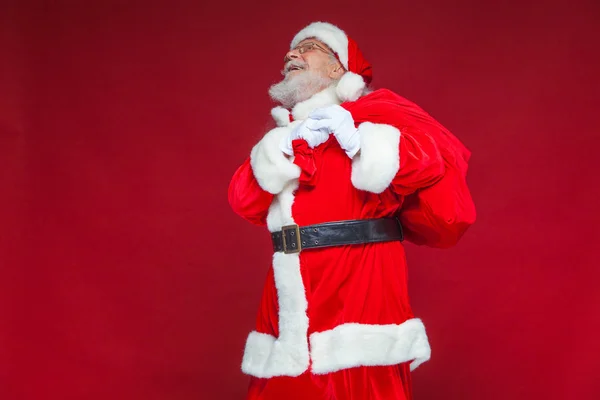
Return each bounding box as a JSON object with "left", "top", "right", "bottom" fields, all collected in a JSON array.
[{"left": 284, "top": 48, "right": 301, "bottom": 62}]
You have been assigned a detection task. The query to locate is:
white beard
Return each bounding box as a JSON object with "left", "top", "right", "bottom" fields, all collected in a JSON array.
[{"left": 269, "top": 70, "right": 333, "bottom": 109}]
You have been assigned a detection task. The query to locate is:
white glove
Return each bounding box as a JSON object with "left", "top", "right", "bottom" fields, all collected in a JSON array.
[
  {"left": 308, "top": 105, "right": 360, "bottom": 158},
  {"left": 279, "top": 119, "right": 331, "bottom": 156}
]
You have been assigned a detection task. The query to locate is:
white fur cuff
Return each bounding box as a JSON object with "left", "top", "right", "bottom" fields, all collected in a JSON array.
[
  {"left": 250, "top": 127, "right": 301, "bottom": 195},
  {"left": 351, "top": 122, "right": 401, "bottom": 194}
]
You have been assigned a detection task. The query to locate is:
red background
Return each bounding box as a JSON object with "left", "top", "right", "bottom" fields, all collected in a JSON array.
[{"left": 1, "top": 1, "right": 599, "bottom": 399}]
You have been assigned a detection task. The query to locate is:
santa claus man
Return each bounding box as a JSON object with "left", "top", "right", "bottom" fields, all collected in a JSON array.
[{"left": 228, "top": 22, "right": 476, "bottom": 400}]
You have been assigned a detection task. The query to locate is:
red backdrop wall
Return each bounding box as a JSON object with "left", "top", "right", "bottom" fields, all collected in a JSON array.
[{"left": 1, "top": 1, "right": 599, "bottom": 399}]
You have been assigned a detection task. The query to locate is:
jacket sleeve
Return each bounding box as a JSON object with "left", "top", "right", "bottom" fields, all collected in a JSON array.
[
  {"left": 228, "top": 126, "right": 301, "bottom": 226},
  {"left": 228, "top": 157, "right": 274, "bottom": 226}
]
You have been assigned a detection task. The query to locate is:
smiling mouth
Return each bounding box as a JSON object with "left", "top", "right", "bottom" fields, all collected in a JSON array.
[{"left": 288, "top": 65, "right": 303, "bottom": 72}]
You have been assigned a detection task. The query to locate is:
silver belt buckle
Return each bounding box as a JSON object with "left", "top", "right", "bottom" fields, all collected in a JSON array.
[{"left": 281, "top": 224, "right": 301, "bottom": 254}]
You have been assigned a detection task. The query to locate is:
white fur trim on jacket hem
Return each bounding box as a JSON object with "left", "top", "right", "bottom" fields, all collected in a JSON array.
[
  {"left": 242, "top": 183, "right": 310, "bottom": 378},
  {"left": 250, "top": 127, "right": 301, "bottom": 195},
  {"left": 351, "top": 122, "right": 401, "bottom": 194},
  {"left": 241, "top": 251, "right": 310, "bottom": 378},
  {"left": 309, "top": 318, "right": 431, "bottom": 374}
]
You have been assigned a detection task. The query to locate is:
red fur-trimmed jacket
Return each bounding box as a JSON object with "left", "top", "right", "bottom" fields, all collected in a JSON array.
[{"left": 228, "top": 84, "right": 476, "bottom": 379}]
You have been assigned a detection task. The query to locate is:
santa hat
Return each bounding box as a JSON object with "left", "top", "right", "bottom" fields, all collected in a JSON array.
[{"left": 290, "top": 22, "right": 372, "bottom": 102}]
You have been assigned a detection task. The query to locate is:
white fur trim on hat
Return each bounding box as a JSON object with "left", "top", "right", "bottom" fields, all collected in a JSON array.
[{"left": 291, "top": 22, "right": 349, "bottom": 69}]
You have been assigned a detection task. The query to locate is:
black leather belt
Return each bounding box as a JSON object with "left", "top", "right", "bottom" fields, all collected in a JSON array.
[{"left": 271, "top": 218, "right": 403, "bottom": 254}]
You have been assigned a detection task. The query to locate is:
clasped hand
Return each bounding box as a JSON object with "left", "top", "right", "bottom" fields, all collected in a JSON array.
[{"left": 279, "top": 105, "right": 361, "bottom": 158}]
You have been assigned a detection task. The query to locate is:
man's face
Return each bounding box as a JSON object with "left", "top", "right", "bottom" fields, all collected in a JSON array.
[
  {"left": 268, "top": 38, "right": 345, "bottom": 108},
  {"left": 282, "top": 39, "right": 344, "bottom": 80}
]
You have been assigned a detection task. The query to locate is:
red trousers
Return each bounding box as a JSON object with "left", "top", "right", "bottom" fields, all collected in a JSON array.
[{"left": 247, "top": 364, "right": 413, "bottom": 400}]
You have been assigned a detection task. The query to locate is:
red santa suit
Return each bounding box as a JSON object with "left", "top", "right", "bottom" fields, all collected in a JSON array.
[{"left": 228, "top": 22, "right": 476, "bottom": 400}]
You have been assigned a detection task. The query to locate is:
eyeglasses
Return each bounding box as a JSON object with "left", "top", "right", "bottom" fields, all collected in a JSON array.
[{"left": 284, "top": 42, "right": 335, "bottom": 62}]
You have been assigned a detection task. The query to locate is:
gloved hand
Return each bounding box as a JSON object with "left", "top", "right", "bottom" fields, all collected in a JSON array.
[
  {"left": 308, "top": 105, "right": 360, "bottom": 158},
  {"left": 279, "top": 119, "right": 331, "bottom": 156}
]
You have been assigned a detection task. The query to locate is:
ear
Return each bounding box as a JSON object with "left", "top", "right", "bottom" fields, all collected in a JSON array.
[{"left": 329, "top": 63, "right": 345, "bottom": 80}]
